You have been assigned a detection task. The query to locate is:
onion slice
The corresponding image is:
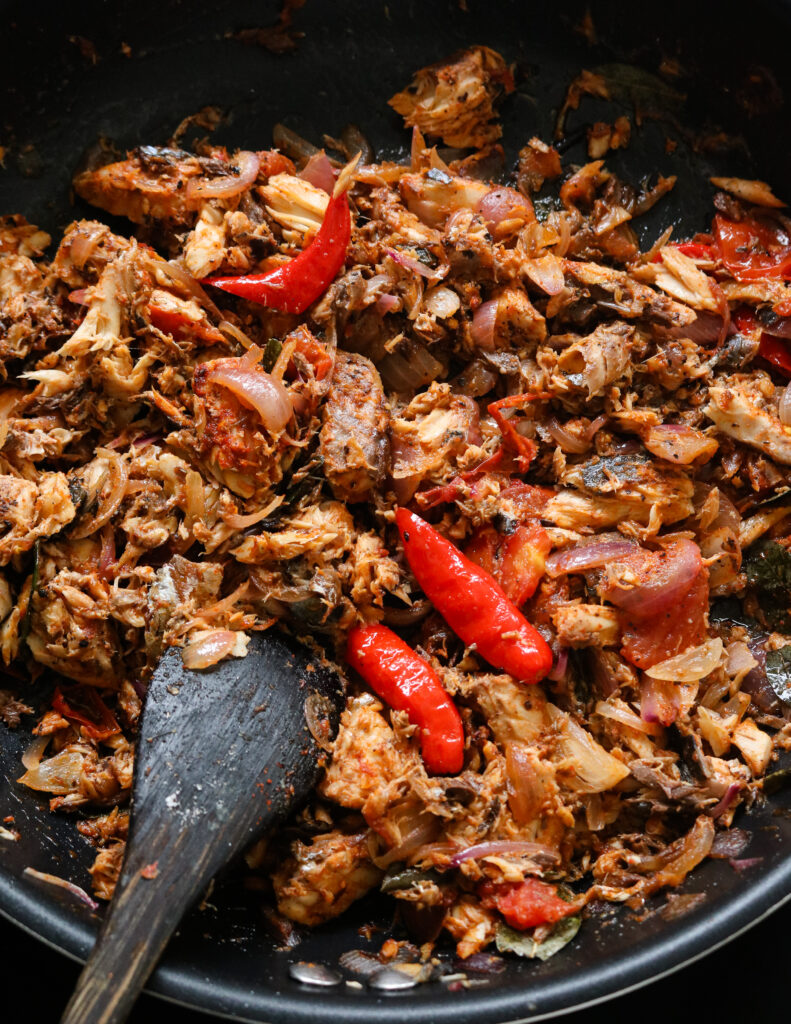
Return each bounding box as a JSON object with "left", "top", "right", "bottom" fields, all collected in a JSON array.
[
  {"left": 182, "top": 629, "right": 240, "bottom": 670},
  {"left": 779, "top": 382, "right": 791, "bottom": 426},
  {"left": 24, "top": 867, "right": 99, "bottom": 910},
  {"left": 21, "top": 735, "right": 50, "bottom": 771},
  {"left": 470, "top": 299, "right": 498, "bottom": 350},
  {"left": 186, "top": 151, "right": 260, "bottom": 200},
  {"left": 450, "top": 840, "right": 560, "bottom": 867},
  {"left": 299, "top": 151, "right": 336, "bottom": 194},
  {"left": 206, "top": 362, "right": 292, "bottom": 433},
  {"left": 645, "top": 638, "right": 723, "bottom": 682},
  {"left": 545, "top": 541, "right": 638, "bottom": 578}
]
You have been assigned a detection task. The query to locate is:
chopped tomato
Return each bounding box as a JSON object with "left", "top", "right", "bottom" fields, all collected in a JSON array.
[
  {"left": 713, "top": 214, "right": 791, "bottom": 282},
  {"left": 480, "top": 878, "right": 574, "bottom": 930},
  {"left": 465, "top": 521, "right": 551, "bottom": 606},
  {"left": 732, "top": 308, "right": 791, "bottom": 378},
  {"left": 673, "top": 240, "right": 717, "bottom": 260},
  {"left": 286, "top": 329, "right": 334, "bottom": 381},
  {"left": 487, "top": 393, "right": 552, "bottom": 471},
  {"left": 148, "top": 292, "right": 225, "bottom": 344},
  {"left": 52, "top": 685, "right": 120, "bottom": 741},
  {"left": 758, "top": 334, "right": 791, "bottom": 377},
  {"left": 621, "top": 570, "right": 709, "bottom": 670}
]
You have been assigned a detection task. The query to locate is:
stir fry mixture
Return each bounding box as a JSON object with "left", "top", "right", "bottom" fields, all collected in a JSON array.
[{"left": 2, "top": 45, "right": 791, "bottom": 961}]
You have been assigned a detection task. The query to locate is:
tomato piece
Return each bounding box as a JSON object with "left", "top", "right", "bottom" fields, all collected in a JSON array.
[
  {"left": 673, "top": 240, "right": 717, "bottom": 260},
  {"left": 148, "top": 296, "right": 225, "bottom": 344},
  {"left": 286, "top": 330, "right": 334, "bottom": 381},
  {"left": 52, "top": 685, "right": 120, "bottom": 741},
  {"left": 759, "top": 334, "right": 791, "bottom": 377},
  {"left": 713, "top": 214, "right": 791, "bottom": 282},
  {"left": 481, "top": 878, "right": 574, "bottom": 930},
  {"left": 621, "top": 570, "right": 709, "bottom": 670},
  {"left": 732, "top": 308, "right": 791, "bottom": 378},
  {"left": 466, "top": 522, "right": 551, "bottom": 606}
]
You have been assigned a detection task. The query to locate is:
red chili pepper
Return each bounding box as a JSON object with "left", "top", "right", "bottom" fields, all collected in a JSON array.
[
  {"left": 206, "top": 189, "right": 351, "bottom": 314},
  {"left": 345, "top": 623, "right": 464, "bottom": 775},
  {"left": 395, "top": 508, "right": 553, "bottom": 684},
  {"left": 52, "top": 685, "right": 120, "bottom": 741},
  {"left": 480, "top": 878, "right": 575, "bottom": 930}
]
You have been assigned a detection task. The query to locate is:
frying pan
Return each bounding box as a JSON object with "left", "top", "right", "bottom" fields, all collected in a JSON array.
[{"left": 1, "top": 1, "right": 791, "bottom": 1020}]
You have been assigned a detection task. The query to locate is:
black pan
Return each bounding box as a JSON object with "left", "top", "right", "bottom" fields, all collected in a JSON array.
[{"left": 1, "top": 1, "right": 791, "bottom": 1020}]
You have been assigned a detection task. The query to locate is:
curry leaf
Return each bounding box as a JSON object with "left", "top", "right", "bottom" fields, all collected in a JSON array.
[
  {"left": 765, "top": 646, "right": 791, "bottom": 705},
  {"left": 744, "top": 539, "right": 791, "bottom": 595},
  {"left": 495, "top": 915, "right": 581, "bottom": 961}
]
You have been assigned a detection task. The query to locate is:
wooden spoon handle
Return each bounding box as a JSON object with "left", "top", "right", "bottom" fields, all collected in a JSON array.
[{"left": 60, "top": 821, "right": 211, "bottom": 1024}]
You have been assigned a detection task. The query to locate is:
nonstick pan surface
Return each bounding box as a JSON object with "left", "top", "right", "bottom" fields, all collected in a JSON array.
[{"left": 1, "top": 2, "right": 791, "bottom": 1021}]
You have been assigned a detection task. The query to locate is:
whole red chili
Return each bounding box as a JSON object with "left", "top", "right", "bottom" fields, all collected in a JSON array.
[
  {"left": 395, "top": 508, "right": 553, "bottom": 685},
  {"left": 206, "top": 188, "right": 351, "bottom": 314},
  {"left": 346, "top": 623, "right": 464, "bottom": 775}
]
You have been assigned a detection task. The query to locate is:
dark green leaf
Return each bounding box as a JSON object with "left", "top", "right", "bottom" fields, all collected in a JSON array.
[
  {"left": 744, "top": 539, "right": 791, "bottom": 595},
  {"left": 764, "top": 767, "right": 791, "bottom": 795},
  {"left": 765, "top": 647, "right": 791, "bottom": 705},
  {"left": 593, "top": 63, "right": 686, "bottom": 117},
  {"left": 262, "top": 337, "right": 282, "bottom": 372},
  {"left": 495, "top": 915, "right": 581, "bottom": 961},
  {"left": 380, "top": 866, "right": 440, "bottom": 894}
]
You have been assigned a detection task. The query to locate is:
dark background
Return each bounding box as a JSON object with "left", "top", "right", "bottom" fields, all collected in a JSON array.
[{"left": 1, "top": 901, "right": 788, "bottom": 1021}]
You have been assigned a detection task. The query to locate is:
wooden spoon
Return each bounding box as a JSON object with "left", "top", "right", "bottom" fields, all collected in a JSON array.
[{"left": 60, "top": 630, "right": 345, "bottom": 1024}]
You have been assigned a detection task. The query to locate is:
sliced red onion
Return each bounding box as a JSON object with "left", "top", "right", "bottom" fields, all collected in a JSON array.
[
  {"left": 182, "top": 629, "right": 238, "bottom": 670},
  {"left": 24, "top": 867, "right": 99, "bottom": 910},
  {"left": 450, "top": 840, "right": 560, "bottom": 867},
  {"left": 547, "top": 648, "right": 569, "bottom": 681},
  {"left": 298, "top": 151, "right": 336, "bottom": 194},
  {"left": 476, "top": 187, "right": 530, "bottom": 232},
  {"left": 779, "top": 382, "right": 791, "bottom": 426},
  {"left": 186, "top": 150, "right": 260, "bottom": 200},
  {"left": 729, "top": 856, "right": 764, "bottom": 872},
  {"left": 546, "top": 416, "right": 588, "bottom": 454},
  {"left": 640, "top": 675, "right": 680, "bottom": 727},
  {"left": 710, "top": 827, "right": 751, "bottom": 857},
  {"left": 470, "top": 299, "right": 498, "bottom": 351},
  {"left": 545, "top": 541, "right": 638, "bottom": 578},
  {"left": 206, "top": 363, "right": 292, "bottom": 433},
  {"left": 707, "top": 783, "right": 742, "bottom": 819},
  {"left": 387, "top": 248, "right": 441, "bottom": 280},
  {"left": 603, "top": 539, "right": 702, "bottom": 618},
  {"left": 376, "top": 293, "right": 400, "bottom": 315}
]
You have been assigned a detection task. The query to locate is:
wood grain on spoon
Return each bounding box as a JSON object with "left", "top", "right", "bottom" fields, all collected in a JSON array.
[{"left": 60, "top": 630, "right": 344, "bottom": 1024}]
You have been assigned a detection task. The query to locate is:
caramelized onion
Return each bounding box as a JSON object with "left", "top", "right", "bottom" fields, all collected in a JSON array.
[
  {"left": 470, "top": 299, "right": 498, "bottom": 350},
  {"left": 545, "top": 541, "right": 638, "bottom": 578},
  {"left": 603, "top": 539, "right": 702, "bottom": 618},
  {"left": 23, "top": 867, "right": 99, "bottom": 910},
  {"left": 21, "top": 735, "right": 49, "bottom": 771},
  {"left": 223, "top": 495, "right": 283, "bottom": 530},
  {"left": 299, "top": 151, "right": 335, "bottom": 194},
  {"left": 779, "top": 382, "right": 791, "bottom": 426},
  {"left": 182, "top": 629, "right": 238, "bottom": 670},
  {"left": 450, "top": 839, "right": 560, "bottom": 867},
  {"left": 187, "top": 150, "right": 260, "bottom": 200},
  {"left": 388, "top": 248, "right": 443, "bottom": 280},
  {"left": 640, "top": 675, "right": 681, "bottom": 727},
  {"left": 376, "top": 293, "right": 400, "bottom": 315},
  {"left": 645, "top": 638, "right": 723, "bottom": 682},
  {"left": 594, "top": 697, "right": 664, "bottom": 736},
  {"left": 546, "top": 416, "right": 588, "bottom": 454},
  {"left": 71, "top": 453, "right": 129, "bottom": 541},
  {"left": 206, "top": 363, "right": 292, "bottom": 433},
  {"left": 372, "top": 814, "right": 440, "bottom": 869},
  {"left": 154, "top": 258, "right": 221, "bottom": 319},
  {"left": 18, "top": 748, "right": 87, "bottom": 794}
]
